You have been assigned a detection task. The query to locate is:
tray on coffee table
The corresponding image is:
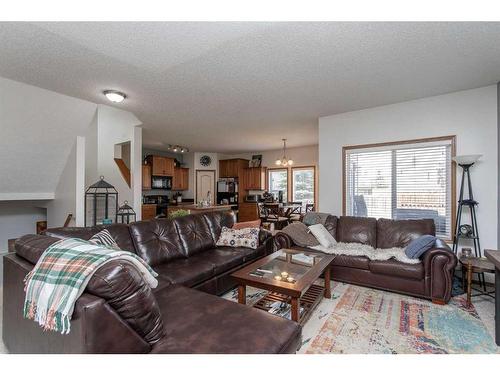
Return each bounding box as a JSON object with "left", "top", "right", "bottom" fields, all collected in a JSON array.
[{"left": 231, "top": 249, "right": 335, "bottom": 325}]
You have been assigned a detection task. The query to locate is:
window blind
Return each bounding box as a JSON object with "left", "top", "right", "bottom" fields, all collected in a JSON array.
[{"left": 344, "top": 139, "right": 453, "bottom": 238}]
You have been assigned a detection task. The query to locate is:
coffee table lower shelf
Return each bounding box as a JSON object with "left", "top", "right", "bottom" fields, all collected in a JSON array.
[{"left": 252, "top": 284, "right": 325, "bottom": 325}]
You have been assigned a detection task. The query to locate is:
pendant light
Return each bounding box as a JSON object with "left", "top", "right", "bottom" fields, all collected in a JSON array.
[{"left": 275, "top": 139, "right": 293, "bottom": 166}]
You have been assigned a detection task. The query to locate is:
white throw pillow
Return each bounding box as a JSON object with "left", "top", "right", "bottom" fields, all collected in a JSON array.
[{"left": 308, "top": 224, "right": 337, "bottom": 249}]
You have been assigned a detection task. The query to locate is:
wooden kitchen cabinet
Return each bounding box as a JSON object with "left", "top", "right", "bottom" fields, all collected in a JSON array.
[
  {"left": 147, "top": 155, "right": 175, "bottom": 176},
  {"left": 172, "top": 167, "right": 189, "bottom": 190},
  {"left": 238, "top": 202, "right": 259, "bottom": 222},
  {"left": 243, "top": 167, "right": 267, "bottom": 190},
  {"left": 142, "top": 165, "right": 152, "bottom": 190},
  {"left": 142, "top": 204, "right": 157, "bottom": 221},
  {"left": 219, "top": 159, "right": 248, "bottom": 178}
]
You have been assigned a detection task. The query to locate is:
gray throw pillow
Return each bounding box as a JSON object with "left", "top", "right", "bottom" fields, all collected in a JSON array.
[
  {"left": 405, "top": 235, "right": 437, "bottom": 259},
  {"left": 281, "top": 222, "right": 320, "bottom": 248}
]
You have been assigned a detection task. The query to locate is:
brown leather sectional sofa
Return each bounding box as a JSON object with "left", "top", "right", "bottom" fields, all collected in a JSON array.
[
  {"left": 275, "top": 215, "right": 457, "bottom": 304},
  {"left": 3, "top": 211, "right": 302, "bottom": 354}
]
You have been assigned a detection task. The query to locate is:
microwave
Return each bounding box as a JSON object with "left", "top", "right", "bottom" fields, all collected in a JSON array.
[{"left": 151, "top": 176, "right": 172, "bottom": 190}]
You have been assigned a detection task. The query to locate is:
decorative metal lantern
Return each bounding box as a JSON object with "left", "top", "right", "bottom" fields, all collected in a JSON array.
[
  {"left": 117, "top": 201, "right": 136, "bottom": 224},
  {"left": 85, "top": 176, "right": 118, "bottom": 227}
]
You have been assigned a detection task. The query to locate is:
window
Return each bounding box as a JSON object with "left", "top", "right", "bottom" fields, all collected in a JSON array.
[
  {"left": 343, "top": 136, "right": 455, "bottom": 238},
  {"left": 268, "top": 169, "right": 288, "bottom": 202},
  {"left": 292, "top": 167, "right": 315, "bottom": 206}
]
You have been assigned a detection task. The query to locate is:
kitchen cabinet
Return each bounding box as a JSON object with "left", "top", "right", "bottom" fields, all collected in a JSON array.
[
  {"left": 238, "top": 202, "right": 259, "bottom": 222},
  {"left": 243, "top": 167, "right": 267, "bottom": 190},
  {"left": 147, "top": 155, "right": 175, "bottom": 176},
  {"left": 142, "top": 165, "right": 152, "bottom": 190},
  {"left": 172, "top": 167, "right": 189, "bottom": 190},
  {"left": 219, "top": 159, "right": 248, "bottom": 178},
  {"left": 142, "top": 204, "right": 157, "bottom": 221}
]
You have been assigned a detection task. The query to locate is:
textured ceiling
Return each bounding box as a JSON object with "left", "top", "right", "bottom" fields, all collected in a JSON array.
[{"left": 1, "top": 22, "right": 500, "bottom": 153}]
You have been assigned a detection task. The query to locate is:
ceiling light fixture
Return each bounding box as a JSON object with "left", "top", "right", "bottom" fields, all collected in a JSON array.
[
  {"left": 103, "top": 90, "right": 126, "bottom": 103},
  {"left": 166, "top": 144, "right": 189, "bottom": 153},
  {"left": 275, "top": 139, "right": 293, "bottom": 166}
]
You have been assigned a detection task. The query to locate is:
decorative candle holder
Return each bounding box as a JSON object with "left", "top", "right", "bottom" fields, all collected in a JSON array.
[
  {"left": 286, "top": 277, "right": 295, "bottom": 283},
  {"left": 274, "top": 275, "right": 282, "bottom": 281},
  {"left": 281, "top": 271, "right": 289, "bottom": 279}
]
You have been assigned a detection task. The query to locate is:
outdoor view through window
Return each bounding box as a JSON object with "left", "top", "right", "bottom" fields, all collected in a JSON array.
[
  {"left": 268, "top": 167, "right": 315, "bottom": 206},
  {"left": 344, "top": 138, "right": 454, "bottom": 238},
  {"left": 269, "top": 169, "right": 288, "bottom": 202},
  {"left": 292, "top": 167, "right": 315, "bottom": 205}
]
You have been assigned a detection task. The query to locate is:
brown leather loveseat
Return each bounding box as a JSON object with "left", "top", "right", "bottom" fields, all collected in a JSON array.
[
  {"left": 275, "top": 215, "right": 457, "bottom": 304},
  {"left": 3, "top": 211, "right": 302, "bottom": 354}
]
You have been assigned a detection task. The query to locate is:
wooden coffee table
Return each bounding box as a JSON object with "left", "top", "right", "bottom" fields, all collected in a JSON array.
[{"left": 231, "top": 249, "right": 335, "bottom": 324}]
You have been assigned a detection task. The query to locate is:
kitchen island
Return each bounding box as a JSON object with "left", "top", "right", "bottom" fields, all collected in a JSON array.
[{"left": 168, "top": 204, "right": 233, "bottom": 216}]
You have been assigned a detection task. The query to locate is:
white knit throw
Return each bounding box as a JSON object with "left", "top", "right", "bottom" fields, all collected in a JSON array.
[{"left": 309, "top": 241, "right": 420, "bottom": 264}]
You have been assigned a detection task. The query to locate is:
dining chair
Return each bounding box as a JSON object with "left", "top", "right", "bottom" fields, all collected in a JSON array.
[
  {"left": 287, "top": 202, "right": 302, "bottom": 222},
  {"left": 263, "top": 203, "right": 290, "bottom": 230},
  {"left": 305, "top": 203, "right": 315, "bottom": 213}
]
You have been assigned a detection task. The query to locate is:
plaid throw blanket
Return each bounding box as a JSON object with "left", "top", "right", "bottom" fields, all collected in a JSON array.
[{"left": 23, "top": 238, "right": 158, "bottom": 334}]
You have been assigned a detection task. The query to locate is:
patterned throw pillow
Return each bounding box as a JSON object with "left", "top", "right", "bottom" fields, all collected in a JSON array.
[
  {"left": 88, "top": 229, "right": 121, "bottom": 250},
  {"left": 216, "top": 227, "right": 259, "bottom": 249}
]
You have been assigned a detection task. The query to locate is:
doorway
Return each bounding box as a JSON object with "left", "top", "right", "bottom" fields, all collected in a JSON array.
[{"left": 196, "top": 170, "right": 216, "bottom": 205}]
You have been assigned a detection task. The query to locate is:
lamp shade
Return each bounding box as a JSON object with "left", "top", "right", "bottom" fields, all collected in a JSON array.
[{"left": 452, "top": 154, "right": 482, "bottom": 165}]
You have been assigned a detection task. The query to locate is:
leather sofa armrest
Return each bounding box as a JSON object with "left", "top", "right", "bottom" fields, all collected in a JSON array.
[
  {"left": 2, "top": 253, "right": 151, "bottom": 353},
  {"left": 15, "top": 234, "right": 60, "bottom": 264},
  {"left": 422, "top": 240, "right": 457, "bottom": 303},
  {"left": 274, "top": 231, "right": 294, "bottom": 250},
  {"left": 259, "top": 229, "right": 274, "bottom": 255},
  {"left": 86, "top": 260, "right": 164, "bottom": 345}
]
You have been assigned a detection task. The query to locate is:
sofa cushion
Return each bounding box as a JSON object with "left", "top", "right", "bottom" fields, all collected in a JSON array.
[
  {"left": 15, "top": 234, "right": 61, "bottom": 265},
  {"left": 102, "top": 224, "right": 137, "bottom": 253},
  {"left": 336, "top": 216, "right": 377, "bottom": 247},
  {"left": 193, "top": 248, "right": 249, "bottom": 274},
  {"left": 331, "top": 255, "right": 369, "bottom": 270},
  {"left": 175, "top": 214, "right": 216, "bottom": 256},
  {"left": 369, "top": 259, "right": 424, "bottom": 280},
  {"left": 202, "top": 211, "right": 236, "bottom": 242},
  {"left": 218, "top": 245, "right": 266, "bottom": 261},
  {"left": 154, "top": 257, "right": 215, "bottom": 287},
  {"left": 44, "top": 224, "right": 137, "bottom": 253},
  {"left": 324, "top": 215, "right": 339, "bottom": 239},
  {"left": 129, "top": 219, "right": 185, "bottom": 266},
  {"left": 44, "top": 226, "right": 99, "bottom": 241},
  {"left": 377, "top": 218, "right": 435, "bottom": 249},
  {"left": 151, "top": 285, "right": 302, "bottom": 354}
]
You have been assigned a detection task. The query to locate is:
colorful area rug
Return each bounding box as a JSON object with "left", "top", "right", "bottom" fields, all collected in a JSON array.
[{"left": 222, "top": 281, "right": 497, "bottom": 354}]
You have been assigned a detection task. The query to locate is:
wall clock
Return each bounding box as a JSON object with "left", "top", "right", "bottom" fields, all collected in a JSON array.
[{"left": 199, "top": 155, "right": 212, "bottom": 167}]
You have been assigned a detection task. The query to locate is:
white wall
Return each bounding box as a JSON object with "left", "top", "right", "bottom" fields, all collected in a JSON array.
[
  {"left": 46, "top": 138, "right": 75, "bottom": 227},
  {"left": 94, "top": 105, "right": 142, "bottom": 219},
  {"left": 0, "top": 201, "right": 47, "bottom": 285},
  {"left": 0, "top": 76, "right": 97, "bottom": 200},
  {"left": 319, "top": 85, "right": 498, "bottom": 253},
  {"left": 0, "top": 201, "right": 47, "bottom": 251}
]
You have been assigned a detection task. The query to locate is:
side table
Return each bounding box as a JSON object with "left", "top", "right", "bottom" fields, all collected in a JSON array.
[
  {"left": 484, "top": 250, "right": 500, "bottom": 345},
  {"left": 459, "top": 256, "right": 495, "bottom": 306}
]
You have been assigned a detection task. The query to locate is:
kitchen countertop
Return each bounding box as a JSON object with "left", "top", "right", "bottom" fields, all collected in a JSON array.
[
  {"left": 168, "top": 201, "right": 195, "bottom": 207},
  {"left": 177, "top": 204, "right": 233, "bottom": 211}
]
